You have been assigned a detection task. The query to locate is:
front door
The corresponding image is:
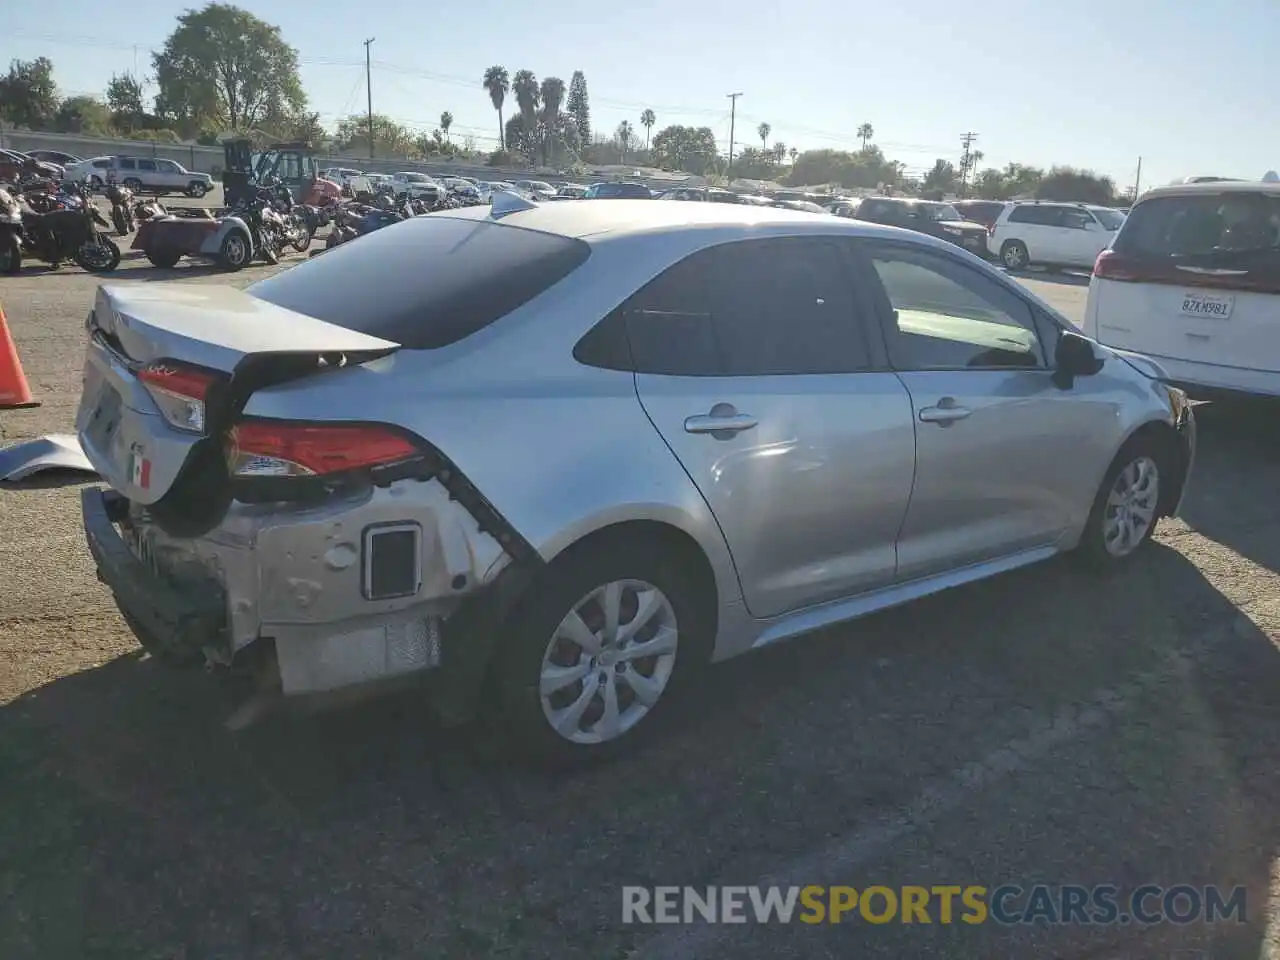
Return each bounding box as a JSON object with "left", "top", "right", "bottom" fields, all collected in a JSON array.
[
  {"left": 853, "top": 240, "right": 1115, "bottom": 580},
  {"left": 628, "top": 237, "right": 918, "bottom": 619}
]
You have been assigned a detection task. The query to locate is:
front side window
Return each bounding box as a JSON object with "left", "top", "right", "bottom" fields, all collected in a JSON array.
[
  {"left": 609, "top": 238, "right": 873, "bottom": 377},
  {"left": 1059, "top": 208, "right": 1096, "bottom": 230},
  {"left": 138, "top": 160, "right": 157, "bottom": 172},
  {"left": 864, "top": 244, "right": 1045, "bottom": 370},
  {"left": 118, "top": 158, "right": 136, "bottom": 170}
]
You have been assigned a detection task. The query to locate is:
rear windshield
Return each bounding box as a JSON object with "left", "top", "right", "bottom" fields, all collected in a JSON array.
[
  {"left": 247, "top": 216, "right": 591, "bottom": 349},
  {"left": 1115, "top": 192, "right": 1280, "bottom": 265}
]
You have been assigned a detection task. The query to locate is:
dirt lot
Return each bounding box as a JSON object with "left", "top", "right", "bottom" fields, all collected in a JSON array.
[{"left": 1, "top": 225, "right": 1279, "bottom": 959}]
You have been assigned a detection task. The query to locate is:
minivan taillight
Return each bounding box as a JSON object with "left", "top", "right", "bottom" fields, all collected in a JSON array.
[
  {"left": 138, "top": 362, "right": 220, "bottom": 433},
  {"left": 228, "top": 419, "right": 420, "bottom": 478},
  {"left": 1092, "top": 249, "right": 1145, "bottom": 282}
]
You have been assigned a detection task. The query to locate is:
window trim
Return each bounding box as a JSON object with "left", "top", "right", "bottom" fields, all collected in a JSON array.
[
  {"left": 574, "top": 236, "right": 890, "bottom": 377},
  {"left": 847, "top": 238, "right": 1054, "bottom": 373}
]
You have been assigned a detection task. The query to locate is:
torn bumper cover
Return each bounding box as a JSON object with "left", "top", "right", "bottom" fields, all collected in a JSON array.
[{"left": 81, "top": 471, "right": 543, "bottom": 714}]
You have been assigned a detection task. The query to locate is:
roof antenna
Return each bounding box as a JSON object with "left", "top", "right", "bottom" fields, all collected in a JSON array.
[{"left": 490, "top": 189, "right": 538, "bottom": 219}]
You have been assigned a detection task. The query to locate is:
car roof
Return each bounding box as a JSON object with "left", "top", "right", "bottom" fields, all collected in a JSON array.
[
  {"left": 437, "top": 197, "right": 945, "bottom": 244},
  {"left": 1139, "top": 180, "right": 1280, "bottom": 201}
]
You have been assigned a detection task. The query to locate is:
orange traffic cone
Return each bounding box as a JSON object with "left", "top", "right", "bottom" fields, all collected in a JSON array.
[{"left": 0, "top": 303, "right": 39, "bottom": 409}]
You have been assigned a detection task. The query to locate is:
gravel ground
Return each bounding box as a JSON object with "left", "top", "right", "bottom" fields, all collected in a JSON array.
[{"left": 1, "top": 218, "right": 1278, "bottom": 959}]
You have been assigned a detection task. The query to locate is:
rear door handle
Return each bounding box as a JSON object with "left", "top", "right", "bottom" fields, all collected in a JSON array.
[
  {"left": 684, "top": 413, "right": 758, "bottom": 435},
  {"left": 918, "top": 403, "right": 971, "bottom": 424}
]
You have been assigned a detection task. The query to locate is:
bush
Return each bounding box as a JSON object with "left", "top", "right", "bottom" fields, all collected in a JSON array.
[{"left": 487, "top": 149, "right": 521, "bottom": 167}]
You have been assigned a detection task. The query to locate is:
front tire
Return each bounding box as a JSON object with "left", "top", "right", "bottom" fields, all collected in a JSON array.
[
  {"left": 218, "top": 231, "right": 250, "bottom": 271},
  {"left": 123, "top": 178, "right": 143, "bottom": 194},
  {"left": 490, "top": 538, "right": 713, "bottom": 768},
  {"left": 187, "top": 181, "right": 208, "bottom": 198},
  {"left": 1075, "top": 435, "right": 1168, "bottom": 571},
  {"left": 1000, "top": 239, "right": 1030, "bottom": 270},
  {"left": 74, "top": 235, "right": 121, "bottom": 272}
]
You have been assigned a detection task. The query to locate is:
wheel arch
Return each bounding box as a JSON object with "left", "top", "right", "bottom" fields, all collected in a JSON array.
[{"left": 1118, "top": 417, "right": 1188, "bottom": 517}]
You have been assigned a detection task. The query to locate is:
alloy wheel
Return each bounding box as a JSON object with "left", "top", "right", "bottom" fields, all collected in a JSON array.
[
  {"left": 1103, "top": 456, "right": 1160, "bottom": 557},
  {"left": 539, "top": 579, "right": 679, "bottom": 745}
]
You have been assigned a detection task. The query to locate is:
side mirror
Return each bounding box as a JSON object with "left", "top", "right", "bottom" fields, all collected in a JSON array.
[{"left": 1053, "top": 331, "right": 1104, "bottom": 388}]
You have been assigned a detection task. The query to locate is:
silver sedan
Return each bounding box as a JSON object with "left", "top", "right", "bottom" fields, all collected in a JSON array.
[{"left": 75, "top": 197, "right": 1195, "bottom": 765}]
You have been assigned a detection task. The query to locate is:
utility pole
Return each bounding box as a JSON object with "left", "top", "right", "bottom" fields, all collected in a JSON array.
[
  {"left": 726, "top": 92, "right": 743, "bottom": 182},
  {"left": 364, "top": 37, "right": 376, "bottom": 160},
  {"left": 959, "top": 131, "right": 979, "bottom": 197},
  {"left": 1132, "top": 156, "right": 1143, "bottom": 202}
]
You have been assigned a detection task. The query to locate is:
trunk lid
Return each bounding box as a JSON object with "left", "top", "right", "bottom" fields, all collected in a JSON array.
[
  {"left": 1090, "top": 189, "right": 1280, "bottom": 373},
  {"left": 76, "top": 283, "right": 399, "bottom": 504}
]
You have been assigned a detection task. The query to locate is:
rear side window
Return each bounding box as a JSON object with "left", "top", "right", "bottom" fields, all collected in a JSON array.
[
  {"left": 248, "top": 217, "right": 590, "bottom": 349},
  {"left": 1115, "top": 192, "right": 1280, "bottom": 264},
  {"left": 582, "top": 239, "right": 874, "bottom": 377},
  {"left": 1008, "top": 205, "right": 1061, "bottom": 226}
]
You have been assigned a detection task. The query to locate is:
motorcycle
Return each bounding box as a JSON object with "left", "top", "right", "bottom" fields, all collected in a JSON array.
[
  {"left": 104, "top": 183, "right": 136, "bottom": 236},
  {"left": 231, "top": 191, "right": 286, "bottom": 265},
  {"left": 263, "top": 178, "right": 314, "bottom": 253},
  {"left": 10, "top": 182, "right": 120, "bottom": 272},
  {"left": 310, "top": 201, "right": 408, "bottom": 256},
  {"left": 134, "top": 197, "right": 167, "bottom": 223}
]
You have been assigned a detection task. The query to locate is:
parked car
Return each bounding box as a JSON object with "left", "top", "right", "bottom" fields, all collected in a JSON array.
[
  {"left": 0, "top": 149, "right": 63, "bottom": 183},
  {"left": 855, "top": 197, "right": 990, "bottom": 257},
  {"left": 827, "top": 197, "right": 861, "bottom": 218},
  {"left": 989, "top": 200, "right": 1126, "bottom": 271},
  {"left": 514, "top": 180, "right": 557, "bottom": 201},
  {"left": 555, "top": 183, "right": 588, "bottom": 199},
  {"left": 26, "top": 149, "right": 84, "bottom": 167},
  {"left": 76, "top": 199, "right": 1194, "bottom": 765},
  {"left": 1083, "top": 180, "right": 1280, "bottom": 400},
  {"left": 80, "top": 156, "right": 214, "bottom": 197},
  {"left": 64, "top": 156, "right": 115, "bottom": 187},
  {"left": 658, "top": 187, "right": 742, "bottom": 203},
  {"left": 585, "top": 181, "right": 654, "bottom": 199},
  {"left": 320, "top": 168, "right": 366, "bottom": 190},
  {"left": 952, "top": 199, "right": 1008, "bottom": 231},
  {"left": 770, "top": 199, "right": 830, "bottom": 214},
  {"left": 389, "top": 172, "right": 444, "bottom": 202}
]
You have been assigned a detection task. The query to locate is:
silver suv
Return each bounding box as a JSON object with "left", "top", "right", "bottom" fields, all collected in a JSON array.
[
  {"left": 105, "top": 156, "right": 213, "bottom": 197},
  {"left": 76, "top": 199, "right": 1195, "bottom": 765}
]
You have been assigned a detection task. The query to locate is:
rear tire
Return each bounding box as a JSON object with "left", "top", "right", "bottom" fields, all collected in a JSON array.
[
  {"left": 123, "top": 177, "right": 143, "bottom": 194},
  {"left": 488, "top": 536, "right": 714, "bottom": 769},
  {"left": 1000, "top": 240, "right": 1030, "bottom": 270},
  {"left": 1074, "top": 434, "right": 1169, "bottom": 572},
  {"left": 146, "top": 248, "right": 182, "bottom": 268},
  {"left": 187, "top": 181, "right": 208, "bottom": 198}
]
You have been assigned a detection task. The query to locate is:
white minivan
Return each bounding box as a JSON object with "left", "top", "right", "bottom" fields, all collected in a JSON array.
[
  {"left": 989, "top": 201, "right": 1125, "bottom": 271},
  {"left": 1083, "top": 181, "right": 1280, "bottom": 399}
]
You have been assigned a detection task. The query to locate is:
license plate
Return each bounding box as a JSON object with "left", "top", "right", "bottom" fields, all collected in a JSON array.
[{"left": 1179, "top": 292, "right": 1234, "bottom": 320}]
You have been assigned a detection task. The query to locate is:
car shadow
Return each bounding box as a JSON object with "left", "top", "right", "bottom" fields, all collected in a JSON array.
[
  {"left": 1179, "top": 398, "right": 1280, "bottom": 574},
  {"left": 2, "top": 536, "right": 1276, "bottom": 957},
  {"left": 127, "top": 262, "right": 233, "bottom": 281},
  {"left": 0, "top": 468, "right": 99, "bottom": 491},
  {"left": 1007, "top": 268, "right": 1092, "bottom": 287}
]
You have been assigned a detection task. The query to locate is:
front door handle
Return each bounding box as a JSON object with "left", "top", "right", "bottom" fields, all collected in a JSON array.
[
  {"left": 684, "top": 412, "right": 758, "bottom": 435},
  {"left": 918, "top": 400, "right": 972, "bottom": 425}
]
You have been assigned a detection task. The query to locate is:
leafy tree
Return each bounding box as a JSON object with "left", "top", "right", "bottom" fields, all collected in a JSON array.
[
  {"left": 757, "top": 122, "right": 770, "bottom": 150},
  {"left": 54, "top": 96, "right": 112, "bottom": 134},
  {"left": 650, "top": 125, "right": 719, "bottom": 176},
  {"left": 482, "top": 65, "right": 510, "bottom": 150},
  {"left": 0, "top": 58, "right": 59, "bottom": 129},
  {"left": 922, "top": 158, "right": 957, "bottom": 194},
  {"left": 1036, "top": 166, "right": 1116, "bottom": 205},
  {"left": 152, "top": 3, "right": 305, "bottom": 137},
  {"left": 505, "top": 115, "right": 537, "bottom": 161},
  {"left": 539, "top": 77, "right": 565, "bottom": 165},
  {"left": 105, "top": 72, "right": 146, "bottom": 131},
  {"left": 640, "top": 108, "right": 656, "bottom": 149},
  {"left": 566, "top": 70, "right": 590, "bottom": 146},
  {"left": 512, "top": 69, "right": 540, "bottom": 155},
  {"left": 616, "top": 120, "right": 635, "bottom": 164},
  {"left": 857, "top": 122, "right": 874, "bottom": 149},
  {"left": 335, "top": 113, "right": 412, "bottom": 156},
  {"left": 440, "top": 110, "right": 453, "bottom": 142}
]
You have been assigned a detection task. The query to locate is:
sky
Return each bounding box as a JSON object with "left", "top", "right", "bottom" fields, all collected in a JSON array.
[{"left": 7, "top": 0, "right": 1279, "bottom": 189}]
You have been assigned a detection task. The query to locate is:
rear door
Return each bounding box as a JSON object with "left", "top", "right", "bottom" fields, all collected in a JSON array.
[
  {"left": 1090, "top": 190, "right": 1280, "bottom": 373},
  {"left": 628, "top": 236, "right": 918, "bottom": 619},
  {"left": 136, "top": 158, "right": 159, "bottom": 189}
]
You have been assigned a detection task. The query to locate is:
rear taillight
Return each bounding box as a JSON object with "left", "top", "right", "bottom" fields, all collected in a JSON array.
[
  {"left": 138, "top": 362, "right": 219, "bottom": 433},
  {"left": 228, "top": 419, "right": 420, "bottom": 478},
  {"left": 1092, "top": 249, "right": 1142, "bottom": 281}
]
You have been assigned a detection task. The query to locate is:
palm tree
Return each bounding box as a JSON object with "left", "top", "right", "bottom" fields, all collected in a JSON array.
[
  {"left": 512, "top": 69, "right": 540, "bottom": 155},
  {"left": 538, "top": 77, "right": 566, "bottom": 165},
  {"left": 640, "top": 108, "right": 655, "bottom": 149},
  {"left": 789, "top": 146, "right": 798, "bottom": 165},
  {"left": 857, "top": 122, "right": 874, "bottom": 149},
  {"left": 440, "top": 111, "right": 453, "bottom": 143},
  {"left": 482, "top": 66, "right": 509, "bottom": 150},
  {"left": 616, "top": 120, "right": 634, "bottom": 163},
  {"left": 772, "top": 141, "right": 786, "bottom": 165},
  {"left": 757, "top": 122, "right": 770, "bottom": 151}
]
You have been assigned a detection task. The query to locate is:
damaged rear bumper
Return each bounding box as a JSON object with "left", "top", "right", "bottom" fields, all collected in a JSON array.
[{"left": 81, "top": 472, "right": 543, "bottom": 719}]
